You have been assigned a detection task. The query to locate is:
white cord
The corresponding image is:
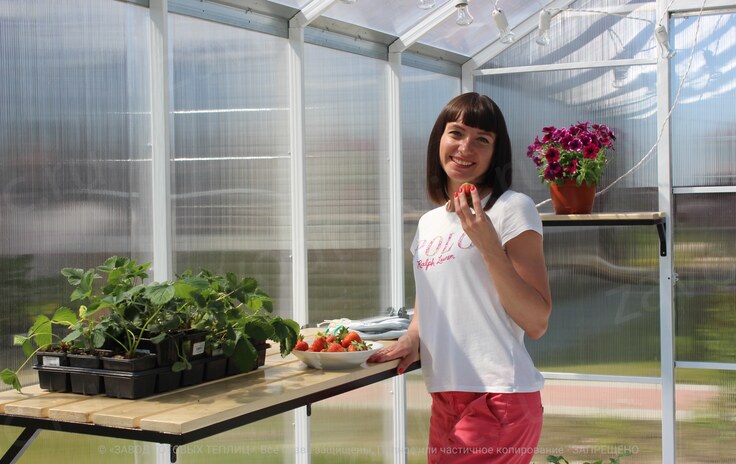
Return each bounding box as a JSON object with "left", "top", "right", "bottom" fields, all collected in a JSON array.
[{"left": 535, "top": 0, "right": 709, "bottom": 208}]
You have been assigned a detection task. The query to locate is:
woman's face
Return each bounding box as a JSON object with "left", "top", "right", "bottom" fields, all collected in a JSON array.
[{"left": 439, "top": 120, "right": 496, "bottom": 191}]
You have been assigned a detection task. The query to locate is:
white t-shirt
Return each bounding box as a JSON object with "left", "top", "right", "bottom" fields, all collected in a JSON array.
[{"left": 411, "top": 189, "right": 545, "bottom": 393}]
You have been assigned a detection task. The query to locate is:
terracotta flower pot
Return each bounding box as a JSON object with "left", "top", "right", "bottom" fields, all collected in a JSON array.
[{"left": 549, "top": 179, "right": 596, "bottom": 214}]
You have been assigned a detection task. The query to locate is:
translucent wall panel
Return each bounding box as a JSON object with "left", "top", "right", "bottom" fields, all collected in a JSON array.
[
  {"left": 536, "top": 379, "right": 662, "bottom": 463},
  {"left": 671, "top": 12, "right": 736, "bottom": 187},
  {"left": 304, "top": 44, "right": 390, "bottom": 323},
  {"left": 0, "top": 432, "right": 150, "bottom": 464},
  {"left": 482, "top": 0, "right": 657, "bottom": 69},
  {"left": 405, "top": 371, "right": 432, "bottom": 464},
  {"left": 475, "top": 66, "right": 659, "bottom": 213},
  {"left": 675, "top": 368, "right": 736, "bottom": 463},
  {"left": 0, "top": 0, "right": 152, "bottom": 389},
  {"left": 309, "top": 381, "right": 397, "bottom": 462},
  {"left": 530, "top": 227, "right": 661, "bottom": 376},
  {"left": 674, "top": 193, "right": 736, "bottom": 364},
  {"left": 169, "top": 14, "right": 293, "bottom": 317},
  {"left": 400, "top": 66, "right": 460, "bottom": 310}
]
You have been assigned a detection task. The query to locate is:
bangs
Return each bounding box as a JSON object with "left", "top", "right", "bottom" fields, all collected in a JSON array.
[{"left": 443, "top": 93, "right": 501, "bottom": 134}]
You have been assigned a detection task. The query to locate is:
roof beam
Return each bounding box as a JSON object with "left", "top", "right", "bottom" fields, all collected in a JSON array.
[
  {"left": 389, "top": 1, "right": 457, "bottom": 53},
  {"left": 290, "top": 0, "right": 337, "bottom": 28}
]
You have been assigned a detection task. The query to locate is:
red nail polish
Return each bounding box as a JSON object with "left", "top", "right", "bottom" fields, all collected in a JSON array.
[
  {"left": 471, "top": 185, "right": 476, "bottom": 191},
  {"left": 454, "top": 192, "right": 458, "bottom": 198},
  {"left": 398, "top": 368, "right": 405, "bottom": 375}
]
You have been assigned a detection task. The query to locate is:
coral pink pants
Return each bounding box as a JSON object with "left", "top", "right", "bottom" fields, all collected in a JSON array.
[{"left": 427, "top": 391, "right": 543, "bottom": 464}]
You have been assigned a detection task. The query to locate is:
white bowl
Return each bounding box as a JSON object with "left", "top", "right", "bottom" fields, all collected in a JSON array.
[{"left": 291, "top": 342, "right": 383, "bottom": 370}]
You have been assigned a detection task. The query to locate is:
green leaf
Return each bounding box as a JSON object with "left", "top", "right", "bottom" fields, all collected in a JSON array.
[
  {"left": 173, "top": 278, "right": 208, "bottom": 299},
  {"left": 92, "top": 331, "right": 106, "bottom": 348},
  {"left": 13, "top": 334, "right": 28, "bottom": 346},
  {"left": 145, "top": 282, "right": 176, "bottom": 305},
  {"left": 61, "top": 267, "right": 85, "bottom": 285},
  {"left": 272, "top": 318, "right": 299, "bottom": 356},
  {"left": 229, "top": 338, "right": 257, "bottom": 373},
  {"left": 242, "top": 317, "right": 273, "bottom": 342},
  {"left": 69, "top": 288, "right": 86, "bottom": 302},
  {"left": 79, "top": 269, "right": 97, "bottom": 293},
  {"left": 62, "top": 330, "right": 83, "bottom": 343},
  {"left": 30, "top": 315, "right": 53, "bottom": 347},
  {"left": 1, "top": 368, "right": 22, "bottom": 392},
  {"left": 150, "top": 333, "right": 167, "bottom": 344},
  {"left": 52, "top": 306, "right": 78, "bottom": 325},
  {"left": 172, "top": 359, "right": 191, "bottom": 373},
  {"left": 21, "top": 339, "right": 34, "bottom": 358}
]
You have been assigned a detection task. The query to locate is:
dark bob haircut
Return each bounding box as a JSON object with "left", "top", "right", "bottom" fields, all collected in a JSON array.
[{"left": 426, "top": 92, "right": 512, "bottom": 211}]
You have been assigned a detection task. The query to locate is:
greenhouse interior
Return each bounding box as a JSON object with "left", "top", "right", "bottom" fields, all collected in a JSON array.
[{"left": 1, "top": 0, "right": 735, "bottom": 463}]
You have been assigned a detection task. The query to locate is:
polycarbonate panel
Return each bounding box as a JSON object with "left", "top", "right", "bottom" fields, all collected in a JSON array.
[
  {"left": 676, "top": 368, "right": 736, "bottom": 463},
  {"left": 417, "top": 0, "right": 524, "bottom": 57},
  {"left": 169, "top": 14, "right": 293, "bottom": 318},
  {"left": 310, "top": 380, "right": 398, "bottom": 462},
  {"left": 0, "top": 0, "right": 152, "bottom": 390},
  {"left": 173, "top": 415, "right": 297, "bottom": 463},
  {"left": 405, "top": 371, "right": 432, "bottom": 463},
  {"left": 674, "top": 193, "right": 736, "bottom": 364},
  {"left": 304, "top": 44, "right": 390, "bottom": 324},
  {"left": 0, "top": 432, "right": 152, "bottom": 463},
  {"left": 475, "top": 66, "right": 659, "bottom": 214},
  {"left": 671, "top": 12, "right": 736, "bottom": 187},
  {"left": 321, "top": 0, "right": 452, "bottom": 38},
  {"left": 529, "top": 226, "right": 661, "bottom": 376},
  {"left": 535, "top": 379, "right": 662, "bottom": 463},
  {"left": 400, "top": 66, "right": 460, "bottom": 310},
  {"left": 484, "top": 0, "right": 657, "bottom": 69}
]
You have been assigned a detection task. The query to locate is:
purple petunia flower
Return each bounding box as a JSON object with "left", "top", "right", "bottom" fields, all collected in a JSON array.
[
  {"left": 545, "top": 147, "right": 561, "bottom": 163},
  {"left": 544, "top": 161, "right": 563, "bottom": 181},
  {"left": 583, "top": 143, "right": 599, "bottom": 159}
]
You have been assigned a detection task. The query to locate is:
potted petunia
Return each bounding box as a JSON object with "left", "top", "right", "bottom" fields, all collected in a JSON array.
[{"left": 527, "top": 121, "right": 616, "bottom": 214}]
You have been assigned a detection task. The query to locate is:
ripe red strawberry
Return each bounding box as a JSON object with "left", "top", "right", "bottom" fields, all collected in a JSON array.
[
  {"left": 293, "top": 335, "right": 308, "bottom": 352},
  {"left": 460, "top": 183, "right": 474, "bottom": 208},
  {"left": 325, "top": 334, "right": 336, "bottom": 343},
  {"left": 348, "top": 340, "right": 369, "bottom": 352},
  {"left": 309, "top": 333, "right": 327, "bottom": 352},
  {"left": 327, "top": 342, "right": 345, "bottom": 352},
  {"left": 341, "top": 331, "right": 362, "bottom": 348}
]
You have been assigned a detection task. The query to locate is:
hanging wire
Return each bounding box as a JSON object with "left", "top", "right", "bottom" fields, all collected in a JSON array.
[{"left": 533, "top": 0, "right": 709, "bottom": 208}]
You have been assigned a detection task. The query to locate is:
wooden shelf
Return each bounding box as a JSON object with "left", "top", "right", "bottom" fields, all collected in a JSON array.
[{"left": 540, "top": 212, "right": 667, "bottom": 256}]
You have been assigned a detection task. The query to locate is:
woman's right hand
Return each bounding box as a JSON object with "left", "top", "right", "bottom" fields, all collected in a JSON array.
[{"left": 367, "top": 331, "right": 420, "bottom": 375}]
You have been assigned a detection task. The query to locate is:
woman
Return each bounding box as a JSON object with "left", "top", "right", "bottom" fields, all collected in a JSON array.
[{"left": 368, "top": 92, "right": 552, "bottom": 463}]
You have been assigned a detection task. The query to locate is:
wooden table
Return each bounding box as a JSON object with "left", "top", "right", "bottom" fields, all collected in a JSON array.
[{"left": 0, "top": 343, "right": 417, "bottom": 463}]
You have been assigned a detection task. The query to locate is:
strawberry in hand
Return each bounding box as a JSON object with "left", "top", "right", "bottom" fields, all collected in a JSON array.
[{"left": 459, "top": 183, "right": 475, "bottom": 209}]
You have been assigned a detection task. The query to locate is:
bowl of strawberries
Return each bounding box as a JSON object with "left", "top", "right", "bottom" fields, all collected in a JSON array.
[{"left": 291, "top": 328, "right": 382, "bottom": 370}]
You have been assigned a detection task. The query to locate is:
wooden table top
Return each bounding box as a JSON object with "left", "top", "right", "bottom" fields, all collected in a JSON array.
[{"left": 0, "top": 342, "right": 409, "bottom": 443}]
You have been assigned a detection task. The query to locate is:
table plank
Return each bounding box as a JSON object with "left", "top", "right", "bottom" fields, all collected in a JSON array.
[
  {"left": 138, "top": 359, "right": 401, "bottom": 434},
  {"left": 3, "top": 393, "right": 91, "bottom": 418},
  {"left": 46, "top": 351, "right": 297, "bottom": 425},
  {"left": 47, "top": 396, "right": 132, "bottom": 423},
  {"left": 0, "top": 385, "right": 50, "bottom": 413},
  {"left": 91, "top": 359, "right": 304, "bottom": 429}
]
